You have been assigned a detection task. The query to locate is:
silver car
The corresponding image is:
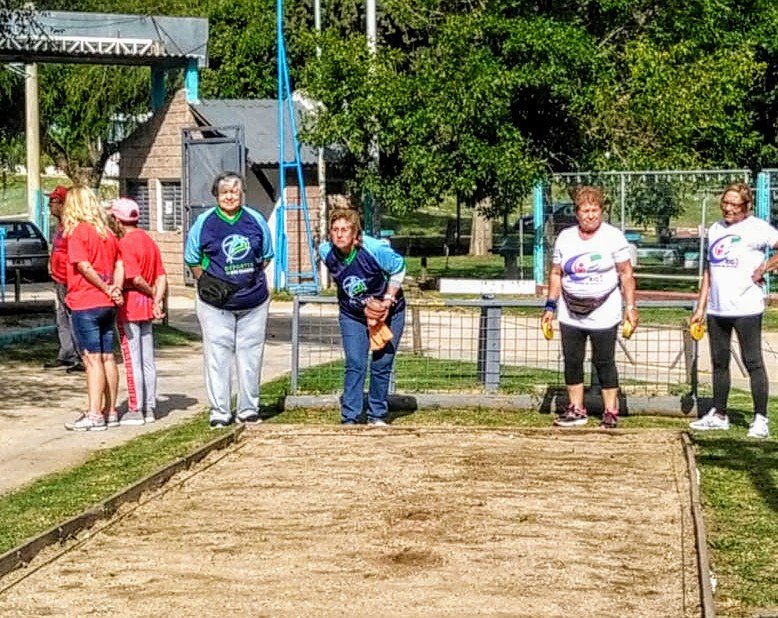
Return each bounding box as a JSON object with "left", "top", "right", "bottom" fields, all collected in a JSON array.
[{"left": 0, "top": 219, "right": 50, "bottom": 282}]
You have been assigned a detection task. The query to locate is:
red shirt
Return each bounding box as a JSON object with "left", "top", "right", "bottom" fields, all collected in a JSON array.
[
  {"left": 66, "top": 223, "right": 120, "bottom": 311},
  {"left": 49, "top": 225, "right": 68, "bottom": 284},
  {"left": 118, "top": 229, "right": 166, "bottom": 322}
]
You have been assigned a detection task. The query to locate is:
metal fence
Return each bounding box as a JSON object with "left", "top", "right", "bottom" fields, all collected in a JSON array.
[
  {"left": 290, "top": 296, "right": 731, "bottom": 408},
  {"left": 541, "top": 170, "right": 754, "bottom": 286}
]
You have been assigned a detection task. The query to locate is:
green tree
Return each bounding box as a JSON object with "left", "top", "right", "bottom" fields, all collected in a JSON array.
[{"left": 39, "top": 64, "right": 150, "bottom": 187}]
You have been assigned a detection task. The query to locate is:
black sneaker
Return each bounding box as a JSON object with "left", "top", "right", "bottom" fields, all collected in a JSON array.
[
  {"left": 66, "top": 363, "right": 86, "bottom": 374},
  {"left": 43, "top": 359, "right": 75, "bottom": 369},
  {"left": 209, "top": 418, "right": 233, "bottom": 429}
]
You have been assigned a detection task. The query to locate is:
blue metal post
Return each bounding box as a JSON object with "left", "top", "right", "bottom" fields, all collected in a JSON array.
[
  {"left": 274, "top": 0, "right": 320, "bottom": 293},
  {"left": 184, "top": 58, "right": 199, "bottom": 103},
  {"left": 757, "top": 171, "right": 771, "bottom": 293},
  {"left": 756, "top": 172, "right": 769, "bottom": 220},
  {"left": 0, "top": 228, "right": 6, "bottom": 302},
  {"left": 532, "top": 181, "right": 545, "bottom": 286}
]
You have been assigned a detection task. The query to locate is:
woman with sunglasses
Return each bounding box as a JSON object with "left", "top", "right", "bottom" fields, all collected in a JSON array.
[{"left": 690, "top": 182, "right": 778, "bottom": 438}]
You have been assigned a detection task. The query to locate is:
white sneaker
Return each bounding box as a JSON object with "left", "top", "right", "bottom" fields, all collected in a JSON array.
[
  {"left": 65, "top": 413, "right": 107, "bottom": 432},
  {"left": 747, "top": 415, "right": 769, "bottom": 439},
  {"left": 368, "top": 419, "right": 388, "bottom": 427},
  {"left": 690, "top": 408, "right": 730, "bottom": 431}
]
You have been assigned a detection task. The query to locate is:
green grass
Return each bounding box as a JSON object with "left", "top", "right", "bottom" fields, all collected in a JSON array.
[
  {"left": 693, "top": 435, "right": 778, "bottom": 616},
  {"left": 0, "top": 175, "right": 118, "bottom": 219},
  {"left": 0, "top": 414, "right": 216, "bottom": 553}
]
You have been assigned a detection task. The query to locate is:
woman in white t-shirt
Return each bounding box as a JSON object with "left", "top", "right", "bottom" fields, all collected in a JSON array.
[
  {"left": 541, "top": 186, "right": 638, "bottom": 429},
  {"left": 689, "top": 182, "right": 778, "bottom": 439}
]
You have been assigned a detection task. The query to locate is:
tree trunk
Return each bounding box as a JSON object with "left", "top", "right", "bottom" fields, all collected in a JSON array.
[{"left": 469, "top": 201, "right": 493, "bottom": 256}]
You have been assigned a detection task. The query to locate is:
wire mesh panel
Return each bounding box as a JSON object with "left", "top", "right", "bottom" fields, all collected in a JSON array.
[
  {"left": 548, "top": 170, "right": 752, "bottom": 287},
  {"left": 291, "top": 297, "right": 701, "bottom": 399}
]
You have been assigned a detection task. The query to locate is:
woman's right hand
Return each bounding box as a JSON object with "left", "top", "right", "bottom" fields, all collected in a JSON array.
[
  {"left": 541, "top": 310, "right": 554, "bottom": 326},
  {"left": 690, "top": 309, "right": 704, "bottom": 325}
]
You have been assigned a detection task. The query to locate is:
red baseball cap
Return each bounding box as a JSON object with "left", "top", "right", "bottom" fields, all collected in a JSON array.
[{"left": 47, "top": 185, "right": 69, "bottom": 202}]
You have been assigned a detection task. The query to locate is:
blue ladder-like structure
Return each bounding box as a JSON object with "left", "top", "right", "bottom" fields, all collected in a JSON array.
[{"left": 274, "top": 0, "right": 319, "bottom": 293}]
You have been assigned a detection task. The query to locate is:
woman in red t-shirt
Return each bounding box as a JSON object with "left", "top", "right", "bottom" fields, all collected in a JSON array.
[{"left": 62, "top": 186, "right": 125, "bottom": 432}]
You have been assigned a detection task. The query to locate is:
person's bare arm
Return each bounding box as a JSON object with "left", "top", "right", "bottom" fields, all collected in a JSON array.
[{"left": 617, "top": 259, "right": 638, "bottom": 327}]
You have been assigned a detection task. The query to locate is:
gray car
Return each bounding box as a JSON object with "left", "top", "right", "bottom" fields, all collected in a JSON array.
[{"left": 0, "top": 219, "right": 50, "bottom": 282}]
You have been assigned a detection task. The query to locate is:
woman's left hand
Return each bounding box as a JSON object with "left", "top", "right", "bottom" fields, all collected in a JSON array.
[{"left": 108, "top": 285, "right": 124, "bottom": 306}]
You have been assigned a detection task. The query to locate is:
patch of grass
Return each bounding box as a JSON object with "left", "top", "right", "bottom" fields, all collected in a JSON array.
[
  {"left": 0, "top": 414, "right": 215, "bottom": 554},
  {"left": 0, "top": 325, "right": 197, "bottom": 364},
  {"left": 405, "top": 255, "right": 519, "bottom": 280},
  {"left": 692, "top": 436, "right": 778, "bottom": 614}
]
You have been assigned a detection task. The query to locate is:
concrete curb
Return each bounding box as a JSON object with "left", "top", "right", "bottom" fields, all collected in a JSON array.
[{"left": 0, "top": 424, "right": 244, "bottom": 580}]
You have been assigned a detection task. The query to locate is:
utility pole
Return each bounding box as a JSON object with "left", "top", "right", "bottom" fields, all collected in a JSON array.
[
  {"left": 366, "top": 0, "right": 380, "bottom": 236},
  {"left": 315, "top": 0, "right": 329, "bottom": 288},
  {"left": 25, "top": 63, "right": 41, "bottom": 222}
]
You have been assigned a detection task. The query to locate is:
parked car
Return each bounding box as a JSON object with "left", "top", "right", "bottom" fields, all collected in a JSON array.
[{"left": 0, "top": 219, "right": 49, "bottom": 282}]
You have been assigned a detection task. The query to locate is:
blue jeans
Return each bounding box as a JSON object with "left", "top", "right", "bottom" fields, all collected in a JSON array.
[
  {"left": 71, "top": 306, "right": 116, "bottom": 354},
  {"left": 338, "top": 308, "right": 405, "bottom": 423}
]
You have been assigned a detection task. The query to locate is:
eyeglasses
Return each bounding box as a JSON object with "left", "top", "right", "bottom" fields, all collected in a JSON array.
[{"left": 721, "top": 200, "right": 746, "bottom": 209}]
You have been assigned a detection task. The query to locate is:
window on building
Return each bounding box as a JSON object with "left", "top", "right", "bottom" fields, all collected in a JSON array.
[
  {"left": 125, "top": 180, "right": 150, "bottom": 230},
  {"left": 160, "top": 180, "right": 183, "bottom": 232}
]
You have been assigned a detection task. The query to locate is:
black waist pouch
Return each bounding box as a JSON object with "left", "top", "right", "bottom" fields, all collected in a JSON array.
[
  {"left": 561, "top": 286, "right": 617, "bottom": 318},
  {"left": 198, "top": 270, "right": 240, "bottom": 308}
]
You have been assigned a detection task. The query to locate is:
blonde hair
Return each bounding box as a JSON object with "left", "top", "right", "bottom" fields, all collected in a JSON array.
[
  {"left": 62, "top": 185, "right": 110, "bottom": 238},
  {"left": 721, "top": 182, "right": 753, "bottom": 212},
  {"left": 328, "top": 207, "right": 362, "bottom": 236}
]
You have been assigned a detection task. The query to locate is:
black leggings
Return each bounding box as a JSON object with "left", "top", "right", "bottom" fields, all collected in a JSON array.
[
  {"left": 559, "top": 323, "right": 619, "bottom": 388},
  {"left": 707, "top": 314, "right": 767, "bottom": 416}
]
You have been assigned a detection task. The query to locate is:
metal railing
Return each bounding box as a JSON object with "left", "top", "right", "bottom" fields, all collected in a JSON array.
[{"left": 290, "top": 296, "right": 712, "bottom": 407}]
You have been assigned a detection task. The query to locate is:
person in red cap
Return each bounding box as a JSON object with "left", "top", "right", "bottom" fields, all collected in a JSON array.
[
  {"left": 43, "top": 185, "right": 84, "bottom": 373},
  {"left": 108, "top": 197, "right": 167, "bottom": 426}
]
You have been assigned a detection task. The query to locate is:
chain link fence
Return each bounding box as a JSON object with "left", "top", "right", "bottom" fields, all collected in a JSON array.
[{"left": 289, "top": 296, "right": 732, "bottom": 412}]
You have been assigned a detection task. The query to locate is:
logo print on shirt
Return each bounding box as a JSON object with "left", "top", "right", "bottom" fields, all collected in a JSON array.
[
  {"left": 563, "top": 252, "right": 604, "bottom": 282},
  {"left": 343, "top": 275, "right": 367, "bottom": 299},
  {"left": 221, "top": 234, "right": 251, "bottom": 263},
  {"left": 709, "top": 235, "right": 741, "bottom": 267}
]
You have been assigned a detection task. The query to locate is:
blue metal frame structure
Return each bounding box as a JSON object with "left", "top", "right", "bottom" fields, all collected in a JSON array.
[{"left": 275, "top": 0, "right": 319, "bottom": 293}]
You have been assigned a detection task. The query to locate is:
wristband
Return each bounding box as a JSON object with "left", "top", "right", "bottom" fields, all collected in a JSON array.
[
  {"left": 544, "top": 299, "right": 557, "bottom": 312},
  {"left": 626, "top": 304, "right": 637, "bottom": 311},
  {"left": 383, "top": 294, "right": 397, "bottom": 304}
]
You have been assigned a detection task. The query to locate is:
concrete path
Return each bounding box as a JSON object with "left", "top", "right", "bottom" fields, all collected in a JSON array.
[{"left": 0, "top": 291, "right": 294, "bottom": 498}]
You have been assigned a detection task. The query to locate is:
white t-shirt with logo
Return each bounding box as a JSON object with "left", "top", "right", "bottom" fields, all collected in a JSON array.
[
  {"left": 706, "top": 216, "right": 778, "bottom": 317},
  {"left": 552, "top": 222, "right": 632, "bottom": 328}
]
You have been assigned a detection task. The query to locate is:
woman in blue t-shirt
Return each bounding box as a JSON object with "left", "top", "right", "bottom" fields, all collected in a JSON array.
[
  {"left": 185, "top": 171, "right": 274, "bottom": 428},
  {"left": 319, "top": 207, "right": 406, "bottom": 425}
]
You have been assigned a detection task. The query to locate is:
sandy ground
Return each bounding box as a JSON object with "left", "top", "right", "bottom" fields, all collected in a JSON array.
[{"left": 0, "top": 427, "right": 700, "bottom": 617}]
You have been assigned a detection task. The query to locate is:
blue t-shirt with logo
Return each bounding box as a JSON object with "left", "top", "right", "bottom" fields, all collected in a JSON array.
[
  {"left": 319, "top": 234, "right": 405, "bottom": 321},
  {"left": 185, "top": 206, "right": 273, "bottom": 310}
]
